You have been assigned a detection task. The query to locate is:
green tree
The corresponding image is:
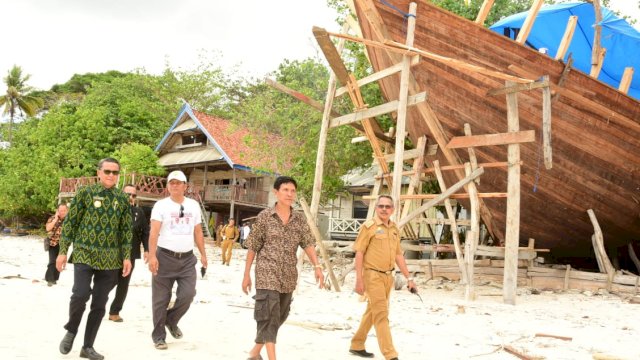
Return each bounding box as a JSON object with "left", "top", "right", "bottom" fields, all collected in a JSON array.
[
  {"left": 113, "top": 143, "right": 166, "bottom": 176},
  {"left": 0, "top": 65, "right": 43, "bottom": 143}
]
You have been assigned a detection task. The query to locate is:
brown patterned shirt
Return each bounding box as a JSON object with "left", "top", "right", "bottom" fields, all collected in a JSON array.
[
  {"left": 46, "top": 215, "right": 64, "bottom": 247},
  {"left": 245, "top": 205, "right": 315, "bottom": 293}
]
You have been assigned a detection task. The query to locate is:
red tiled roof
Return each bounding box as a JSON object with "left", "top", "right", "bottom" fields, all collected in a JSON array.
[{"left": 192, "top": 110, "right": 290, "bottom": 173}]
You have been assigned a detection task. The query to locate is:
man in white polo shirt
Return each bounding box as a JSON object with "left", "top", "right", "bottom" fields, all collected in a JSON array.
[{"left": 147, "top": 170, "right": 208, "bottom": 350}]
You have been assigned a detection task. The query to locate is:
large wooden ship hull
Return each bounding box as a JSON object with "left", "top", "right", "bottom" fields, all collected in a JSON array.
[{"left": 354, "top": 0, "right": 640, "bottom": 259}]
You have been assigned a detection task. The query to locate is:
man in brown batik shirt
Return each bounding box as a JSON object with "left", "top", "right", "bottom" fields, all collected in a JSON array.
[{"left": 242, "top": 176, "right": 324, "bottom": 360}]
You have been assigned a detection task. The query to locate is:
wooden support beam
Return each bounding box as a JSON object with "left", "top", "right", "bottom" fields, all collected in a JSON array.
[
  {"left": 516, "top": 0, "right": 544, "bottom": 44},
  {"left": 591, "top": 0, "right": 603, "bottom": 76},
  {"left": 300, "top": 198, "right": 341, "bottom": 292},
  {"left": 364, "top": 193, "right": 507, "bottom": 200},
  {"left": 542, "top": 75, "right": 552, "bottom": 169},
  {"left": 628, "top": 243, "right": 640, "bottom": 274},
  {"left": 590, "top": 47, "right": 607, "bottom": 78},
  {"left": 564, "top": 264, "right": 571, "bottom": 290},
  {"left": 380, "top": 144, "right": 433, "bottom": 162},
  {"left": 487, "top": 78, "right": 550, "bottom": 96},
  {"left": 330, "top": 92, "right": 426, "bottom": 128},
  {"left": 398, "top": 167, "right": 484, "bottom": 229},
  {"left": 465, "top": 162, "right": 480, "bottom": 300},
  {"left": 503, "top": 80, "right": 521, "bottom": 305},
  {"left": 352, "top": 130, "right": 400, "bottom": 144},
  {"left": 464, "top": 124, "right": 479, "bottom": 185},
  {"left": 618, "top": 67, "right": 634, "bottom": 94},
  {"left": 555, "top": 16, "right": 578, "bottom": 60},
  {"left": 587, "top": 209, "right": 616, "bottom": 285},
  {"left": 391, "top": 2, "right": 417, "bottom": 221},
  {"left": 433, "top": 160, "right": 468, "bottom": 285},
  {"left": 335, "top": 56, "right": 420, "bottom": 97},
  {"left": 475, "top": 246, "right": 538, "bottom": 261},
  {"left": 551, "top": 56, "right": 573, "bottom": 102},
  {"left": 399, "top": 135, "right": 426, "bottom": 241},
  {"left": 375, "top": 161, "right": 511, "bottom": 179},
  {"left": 446, "top": 130, "right": 535, "bottom": 149},
  {"left": 475, "top": 0, "right": 495, "bottom": 26},
  {"left": 328, "top": 31, "right": 534, "bottom": 84}
]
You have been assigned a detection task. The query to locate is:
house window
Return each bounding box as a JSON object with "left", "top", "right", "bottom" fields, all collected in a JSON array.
[
  {"left": 247, "top": 177, "right": 263, "bottom": 189},
  {"left": 181, "top": 133, "right": 207, "bottom": 146},
  {"left": 353, "top": 199, "right": 368, "bottom": 219}
]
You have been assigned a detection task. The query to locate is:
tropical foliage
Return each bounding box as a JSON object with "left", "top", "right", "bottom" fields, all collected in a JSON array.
[{"left": 0, "top": 65, "right": 44, "bottom": 143}]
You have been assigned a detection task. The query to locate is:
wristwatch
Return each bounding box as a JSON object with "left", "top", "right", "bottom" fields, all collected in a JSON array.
[{"left": 314, "top": 264, "right": 323, "bottom": 269}]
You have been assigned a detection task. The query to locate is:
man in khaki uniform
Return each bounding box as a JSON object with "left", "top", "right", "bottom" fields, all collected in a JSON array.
[
  {"left": 220, "top": 218, "right": 239, "bottom": 265},
  {"left": 349, "top": 195, "right": 417, "bottom": 360}
]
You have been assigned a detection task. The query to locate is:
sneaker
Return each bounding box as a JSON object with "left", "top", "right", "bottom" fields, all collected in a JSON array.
[
  {"left": 154, "top": 339, "right": 168, "bottom": 350},
  {"left": 59, "top": 331, "right": 76, "bottom": 354},
  {"left": 166, "top": 324, "right": 183, "bottom": 339},
  {"left": 109, "top": 314, "right": 123, "bottom": 322},
  {"left": 79, "top": 346, "right": 104, "bottom": 360},
  {"left": 349, "top": 349, "right": 374, "bottom": 358}
]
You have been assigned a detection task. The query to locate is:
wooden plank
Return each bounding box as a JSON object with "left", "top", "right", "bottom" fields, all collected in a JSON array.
[
  {"left": 564, "top": 264, "right": 571, "bottom": 290},
  {"left": 465, "top": 163, "right": 480, "bottom": 300},
  {"left": 299, "top": 198, "right": 340, "bottom": 292},
  {"left": 590, "top": 47, "right": 607, "bottom": 78},
  {"left": 446, "top": 130, "right": 535, "bottom": 149},
  {"left": 313, "top": 27, "right": 351, "bottom": 85},
  {"left": 335, "top": 56, "right": 420, "bottom": 97},
  {"left": 516, "top": 0, "right": 544, "bottom": 44},
  {"left": 555, "top": 16, "right": 578, "bottom": 60},
  {"left": 618, "top": 67, "right": 634, "bottom": 94},
  {"left": 475, "top": 246, "right": 537, "bottom": 260},
  {"left": 328, "top": 31, "right": 534, "bottom": 84},
  {"left": 380, "top": 146, "right": 430, "bottom": 162},
  {"left": 503, "top": 81, "right": 521, "bottom": 305},
  {"left": 475, "top": 0, "right": 495, "bottom": 26},
  {"left": 587, "top": 209, "right": 616, "bottom": 287},
  {"left": 398, "top": 167, "right": 484, "bottom": 229},
  {"left": 374, "top": 161, "right": 511, "bottom": 179},
  {"left": 591, "top": 0, "right": 603, "bottom": 76},
  {"left": 416, "top": 218, "right": 471, "bottom": 226},
  {"left": 464, "top": 123, "right": 479, "bottom": 185},
  {"left": 364, "top": 193, "right": 507, "bottom": 200},
  {"left": 486, "top": 78, "right": 550, "bottom": 96},
  {"left": 433, "top": 160, "right": 468, "bottom": 285},
  {"left": 542, "top": 75, "right": 552, "bottom": 169},
  {"left": 330, "top": 92, "right": 427, "bottom": 128}
]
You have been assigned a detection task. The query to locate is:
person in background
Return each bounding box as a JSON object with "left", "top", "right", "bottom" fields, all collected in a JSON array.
[
  {"left": 44, "top": 203, "right": 68, "bottom": 286},
  {"left": 56, "top": 157, "right": 132, "bottom": 360},
  {"left": 147, "top": 170, "right": 208, "bottom": 350},
  {"left": 108, "top": 184, "right": 149, "bottom": 322},
  {"left": 220, "top": 218, "right": 239, "bottom": 265},
  {"left": 241, "top": 221, "right": 251, "bottom": 249},
  {"left": 242, "top": 176, "right": 324, "bottom": 360},
  {"left": 348, "top": 195, "right": 417, "bottom": 360}
]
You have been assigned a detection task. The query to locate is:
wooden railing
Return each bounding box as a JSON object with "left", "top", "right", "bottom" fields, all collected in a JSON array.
[
  {"left": 329, "top": 217, "right": 366, "bottom": 237},
  {"left": 203, "top": 185, "right": 269, "bottom": 206}
]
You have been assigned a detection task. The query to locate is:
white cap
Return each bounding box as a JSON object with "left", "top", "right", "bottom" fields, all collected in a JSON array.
[{"left": 167, "top": 170, "right": 187, "bottom": 183}]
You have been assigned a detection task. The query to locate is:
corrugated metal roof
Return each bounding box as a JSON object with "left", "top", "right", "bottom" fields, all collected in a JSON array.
[{"left": 158, "top": 147, "right": 223, "bottom": 166}]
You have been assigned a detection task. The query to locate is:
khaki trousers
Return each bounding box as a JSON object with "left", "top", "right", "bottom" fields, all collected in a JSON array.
[
  {"left": 221, "top": 239, "right": 234, "bottom": 264},
  {"left": 350, "top": 270, "right": 397, "bottom": 360}
]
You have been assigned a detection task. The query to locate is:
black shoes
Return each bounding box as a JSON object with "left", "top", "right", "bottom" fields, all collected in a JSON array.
[
  {"left": 166, "top": 324, "right": 183, "bottom": 339},
  {"left": 59, "top": 331, "right": 76, "bottom": 354},
  {"left": 349, "top": 349, "right": 374, "bottom": 358},
  {"left": 80, "top": 347, "right": 104, "bottom": 360},
  {"left": 154, "top": 339, "right": 168, "bottom": 350}
]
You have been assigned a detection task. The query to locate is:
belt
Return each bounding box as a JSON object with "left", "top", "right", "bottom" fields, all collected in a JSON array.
[
  {"left": 159, "top": 247, "right": 193, "bottom": 259},
  {"left": 366, "top": 268, "right": 394, "bottom": 275}
]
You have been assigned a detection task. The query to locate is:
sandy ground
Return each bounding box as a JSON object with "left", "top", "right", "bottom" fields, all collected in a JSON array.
[{"left": 1, "top": 235, "right": 639, "bottom": 360}]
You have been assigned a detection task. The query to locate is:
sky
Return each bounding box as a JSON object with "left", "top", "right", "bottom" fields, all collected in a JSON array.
[
  {"left": 0, "top": 0, "right": 638, "bottom": 92},
  {"left": 1, "top": 0, "right": 341, "bottom": 90}
]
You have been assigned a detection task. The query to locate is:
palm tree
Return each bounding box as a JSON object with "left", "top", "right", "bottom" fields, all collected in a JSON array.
[{"left": 0, "top": 65, "right": 43, "bottom": 143}]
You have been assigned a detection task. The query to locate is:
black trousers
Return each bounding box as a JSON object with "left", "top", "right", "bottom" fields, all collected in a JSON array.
[
  {"left": 109, "top": 259, "right": 136, "bottom": 315},
  {"left": 45, "top": 245, "right": 60, "bottom": 282},
  {"left": 151, "top": 250, "right": 197, "bottom": 342},
  {"left": 64, "top": 263, "right": 118, "bottom": 348}
]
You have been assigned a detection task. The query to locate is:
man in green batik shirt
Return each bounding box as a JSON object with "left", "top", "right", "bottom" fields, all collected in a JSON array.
[{"left": 56, "top": 157, "right": 133, "bottom": 360}]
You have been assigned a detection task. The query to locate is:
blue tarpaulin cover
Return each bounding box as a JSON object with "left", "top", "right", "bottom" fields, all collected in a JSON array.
[{"left": 490, "top": 2, "right": 640, "bottom": 100}]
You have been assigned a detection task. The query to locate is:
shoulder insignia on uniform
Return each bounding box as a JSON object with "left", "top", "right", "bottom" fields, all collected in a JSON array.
[{"left": 363, "top": 219, "right": 375, "bottom": 228}]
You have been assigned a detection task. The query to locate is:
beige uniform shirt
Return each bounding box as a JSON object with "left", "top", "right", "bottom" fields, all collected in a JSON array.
[{"left": 352, "top": 216, "right": 402, "bottom": 272}]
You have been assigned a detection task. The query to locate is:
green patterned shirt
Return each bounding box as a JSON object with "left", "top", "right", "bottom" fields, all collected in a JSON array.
[{"left": 59, "top": 183, "right": 133, "bottom": 270}]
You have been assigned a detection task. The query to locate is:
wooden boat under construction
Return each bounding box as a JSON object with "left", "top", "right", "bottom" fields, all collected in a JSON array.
[{"left": 346, "top": 0, "right": 640, "bottom": 263}]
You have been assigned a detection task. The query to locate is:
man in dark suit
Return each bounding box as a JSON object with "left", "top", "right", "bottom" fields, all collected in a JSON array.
[{"left": 108, "top": 184, "right": 150, "bottom": 322}]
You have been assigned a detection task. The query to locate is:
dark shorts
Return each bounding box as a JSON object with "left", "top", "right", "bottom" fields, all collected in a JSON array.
[{"left": 253, "top": 289, "right": 293, "bottom": 344}]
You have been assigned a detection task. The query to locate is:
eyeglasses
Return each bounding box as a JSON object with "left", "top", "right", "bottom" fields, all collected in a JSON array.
[
  {"left": 377, "top": 204, "right": 393, "bottom": 209},
  {"left": 102, "top": 169, "right": 120, "bottom": 176},
  {"left": 125, "top": 193, "right": 137, "bottom": 198},
  {"left": 179, "top": 204, "right": 184, "bottom": 218}
]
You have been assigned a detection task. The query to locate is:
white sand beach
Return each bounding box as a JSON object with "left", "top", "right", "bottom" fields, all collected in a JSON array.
[{"left": 1, "top": 235, "right": 639, "bottom": 360}]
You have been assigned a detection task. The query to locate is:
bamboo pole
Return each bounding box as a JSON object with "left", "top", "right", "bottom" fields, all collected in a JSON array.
[
  {"left": 503, "top": 81, "right": 522, "bottom": 305},
  {"left": 391, "top": 2, "right": 417, "bottom": 221},
  {"left": 433, "top": 160, "right": 468, "bottom": 285},
  {"left": 300, "top": 198, "right": 340, "bottom": 292}
]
